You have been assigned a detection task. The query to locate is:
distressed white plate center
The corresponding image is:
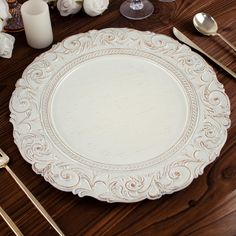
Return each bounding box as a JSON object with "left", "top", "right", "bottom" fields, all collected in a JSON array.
[{"left": 51, "top": 55, "right": 187, "bottom": 165}]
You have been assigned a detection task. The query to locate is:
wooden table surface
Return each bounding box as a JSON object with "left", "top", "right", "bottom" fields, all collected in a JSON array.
[{"left": 0, "top": 0, "right": 236, "bottom": 235}]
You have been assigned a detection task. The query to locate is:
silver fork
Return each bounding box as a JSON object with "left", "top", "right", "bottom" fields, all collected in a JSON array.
[{"left": 0, "top": 148, "right": 65, "bottom": 236}]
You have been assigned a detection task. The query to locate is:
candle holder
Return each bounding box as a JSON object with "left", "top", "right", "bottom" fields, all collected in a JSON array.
[
  {"left": 4, "top": 0, "right": 24, "bottom": 32},
  {"left": 120, "top": 0, "right": 154, "bottom": 20}
]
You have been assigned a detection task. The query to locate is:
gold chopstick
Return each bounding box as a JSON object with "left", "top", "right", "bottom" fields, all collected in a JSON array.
[
  {"left": 0, "top": 148, "right": 65, "bottom": 236},
  {"left": 0, "top": 206, "right": 23, "bottom": 236}
]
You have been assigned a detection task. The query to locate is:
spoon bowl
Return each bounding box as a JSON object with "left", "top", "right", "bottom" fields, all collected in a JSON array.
[{"left": 193, "top": 12, "right": 218, "bottom": 36}]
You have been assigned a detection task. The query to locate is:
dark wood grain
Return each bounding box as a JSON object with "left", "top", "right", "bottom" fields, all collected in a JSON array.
[{"left": 0, "top": 0, "right": 236, "bottom": 235}]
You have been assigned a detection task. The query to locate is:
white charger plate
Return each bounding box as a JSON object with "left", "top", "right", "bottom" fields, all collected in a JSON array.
[{"left": 10, "top": 28, "right": 230, "bottom": 202}]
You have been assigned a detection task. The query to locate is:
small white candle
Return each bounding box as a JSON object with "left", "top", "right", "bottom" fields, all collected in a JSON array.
[{"left": 21, "top": 0, "right": 53, "bottom": 49}]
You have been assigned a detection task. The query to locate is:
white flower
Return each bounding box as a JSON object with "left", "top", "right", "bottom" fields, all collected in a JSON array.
[
  {"left": 57, "top": 0, "right": 83, "bottom": 16},
  {"left": 83, "top": 0, "right": 109, "bottom": 17},
  {"left": 0, "top": 32, "right": 15, "bottom": 59},
  {"left": 0, "top": 0, "right": 11, "bottom": 20}
]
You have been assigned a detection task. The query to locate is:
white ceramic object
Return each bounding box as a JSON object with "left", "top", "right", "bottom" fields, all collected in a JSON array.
[
  {"left": 9, "top": 28, "right": 231, "bottom": 203},
  {"left": 0, "top": 32, "right": 15, "bottom": 58}
]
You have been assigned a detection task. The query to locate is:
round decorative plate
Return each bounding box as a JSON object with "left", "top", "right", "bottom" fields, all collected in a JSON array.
[{"left": 10, "top": 28, "right": 231, "bottom": 203}]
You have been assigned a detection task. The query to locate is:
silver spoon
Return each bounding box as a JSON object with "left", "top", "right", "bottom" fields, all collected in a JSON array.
[{"left": 193, "top": 12, "right": 236, "bottom": 52}]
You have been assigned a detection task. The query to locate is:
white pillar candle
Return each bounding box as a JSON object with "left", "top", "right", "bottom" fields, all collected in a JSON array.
[{"left": 21, "top": 0, "right": 53, "bottom": 49}]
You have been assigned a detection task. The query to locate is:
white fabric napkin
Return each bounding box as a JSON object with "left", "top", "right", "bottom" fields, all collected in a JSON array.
[
  {"left": 0, "top": 0, "right": 15, "bottom": 59},
  {"left": 0, "top": 33, "right": 15, "bottom": 59}
]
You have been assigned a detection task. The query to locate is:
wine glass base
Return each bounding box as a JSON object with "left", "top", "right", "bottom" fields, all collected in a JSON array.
[{"left": 120, "top": 0, "right": 154, "bottom": 20}]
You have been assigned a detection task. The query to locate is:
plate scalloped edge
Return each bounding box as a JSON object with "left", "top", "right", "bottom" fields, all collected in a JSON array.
[{"left": 9, "top": 28, "right": 231, "bottom": 203}]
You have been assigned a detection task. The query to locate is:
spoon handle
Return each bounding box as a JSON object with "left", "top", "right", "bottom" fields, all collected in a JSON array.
[
  {"left": 216, "top": 33, "right": 236, "bottom": 52},
  {"left": 173, "top": 27, "right": 236, "bottom": 79}
]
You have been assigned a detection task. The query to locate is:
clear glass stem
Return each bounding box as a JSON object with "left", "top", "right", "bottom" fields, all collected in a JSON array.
[{"left": 130, "top": 0, "right": 144, "bottom": 10}]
